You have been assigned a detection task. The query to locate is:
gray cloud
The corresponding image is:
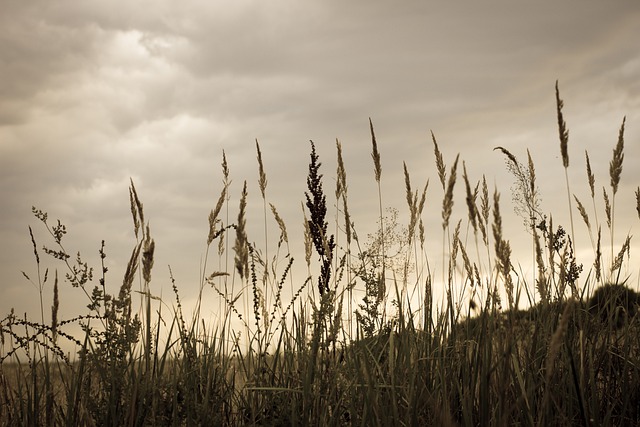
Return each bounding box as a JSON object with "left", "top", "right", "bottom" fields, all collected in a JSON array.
[{"left": 1, "top": 0, "right": 639, "bottom": 355}]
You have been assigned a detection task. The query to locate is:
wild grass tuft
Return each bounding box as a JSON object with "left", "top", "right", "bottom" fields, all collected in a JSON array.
[{"left": 2, "top": 88, "right": 640, "bottom": 426}]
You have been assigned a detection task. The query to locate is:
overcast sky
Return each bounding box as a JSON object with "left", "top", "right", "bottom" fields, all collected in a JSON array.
[{"left": 2, "top": 0, "right": 639, "bottom": 351}]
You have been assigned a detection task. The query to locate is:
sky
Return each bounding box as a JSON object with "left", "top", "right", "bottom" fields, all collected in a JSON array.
[{"left": 1, "top": 0, "right": 640, "bottom": 354}]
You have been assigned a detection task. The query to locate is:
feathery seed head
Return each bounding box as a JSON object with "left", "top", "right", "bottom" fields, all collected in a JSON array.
[
  {"left": 336, "top": 139, "right": 347, "bottom": 197},
  {"left": 234, "top": 181, "right": 249, "bottom": 279},
  {"left": 492, "top": 190, "right": 504, "bottom": 259},
  {"left": 594, "top": 227, "right": 602, "bottom": 282},
  {"left": 256, "top": 139, "right": 268, "bottom": 198},
  {"left": 142, "top": 226, "right": 155, "bottom": 284},
  {"left": 527, "top": 150, "right": 536, "bottom": 195},
  {"left": 495, "top": 146, "right": 541, "bottom": 230},
  {"left": 302, "top": 202, "right": 312, "bottom": 268},
  {"left": 336, "top": 139, "right": 352, "bottom": 244},
  {"left": 492, "top": 190, "right": 512, "bottom": 298},
  {"left": 28, "top": 225, "right": 39, "bottom": 265},
  {"left": 479, "top": 175, "right": 490, "bottom": 243},
  {"left": 573, "top": 195, "right": 590, "bottom": 230},
  {"left": 432, "top": 132, "right": 446, "bottom": 190},
  {"left": 418, "top": 180, "right": 429, "bottom": 215},
  {"left": 121, "top": 242, "right": 141, "bottom": 302},
  {"left": 370, "top": 118, "right": 382, "bottom": 183},
  {"left": 207, "top": 185, "right": 227, "bottom": 245},
  {"left": 463, "top": 162, "right": 478, "bottom": 232},
  {"left": 611, "top": 235, "right": 631, "bottom": 273},
  {"left": 442, "top": 154, "right": 459, "bottom": 230},
  {"left": 556, "top": 81, "right": 570, "bottom": 168},
  {"left": 403, "top": 162, "right": 414, "bottom": 212},
  {"left": 609, "top": 116, "right": 626, "bottom": 195},
  {"left": 129, "top": 179, "right": 143, "bottom": 239},
  {"left": 270, "top": 203, "right": 288, "bottom": 245},
  {"left": 222, "top": 150, "right": 229, "bottom": 182},
  {"left": 51, "top": 271, "right": 59, "bottom": 344},
  {"left": 603, "top": 187, "right": 612, "bottom": 229},
  {"left": 585, "top": 151, "right": 595, "bottom": 198}
]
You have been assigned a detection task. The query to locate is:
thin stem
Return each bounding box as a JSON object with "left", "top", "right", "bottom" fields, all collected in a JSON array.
[{"left": 564, "top": 167, "right": 576, "bottom": 248}]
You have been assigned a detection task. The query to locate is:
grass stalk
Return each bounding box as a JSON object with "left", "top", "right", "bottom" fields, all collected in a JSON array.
[
  {"left": 609, "top": 117, "right": 626, "bottom": 271},
  {"left": 556, "top": 81, "right": 576, "bottom": 246}
]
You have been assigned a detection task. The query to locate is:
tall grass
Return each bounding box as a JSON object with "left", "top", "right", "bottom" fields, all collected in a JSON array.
[{"left": 2, "top": 86, "right": 639, "bottom": 426}]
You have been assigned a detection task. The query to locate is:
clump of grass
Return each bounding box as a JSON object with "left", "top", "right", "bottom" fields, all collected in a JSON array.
[{"left": 2, "top": 86, "right": 640, "bottom": 426}]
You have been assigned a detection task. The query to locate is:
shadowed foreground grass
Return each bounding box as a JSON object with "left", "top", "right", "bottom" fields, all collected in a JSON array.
[{"left": 2, "top": 87, "right": 640, "bottom": 426}]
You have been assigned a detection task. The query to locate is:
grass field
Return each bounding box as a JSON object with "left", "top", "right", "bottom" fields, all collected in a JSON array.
[{"left": 2, "top": 87, "right": 639, "bottom": 426}]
